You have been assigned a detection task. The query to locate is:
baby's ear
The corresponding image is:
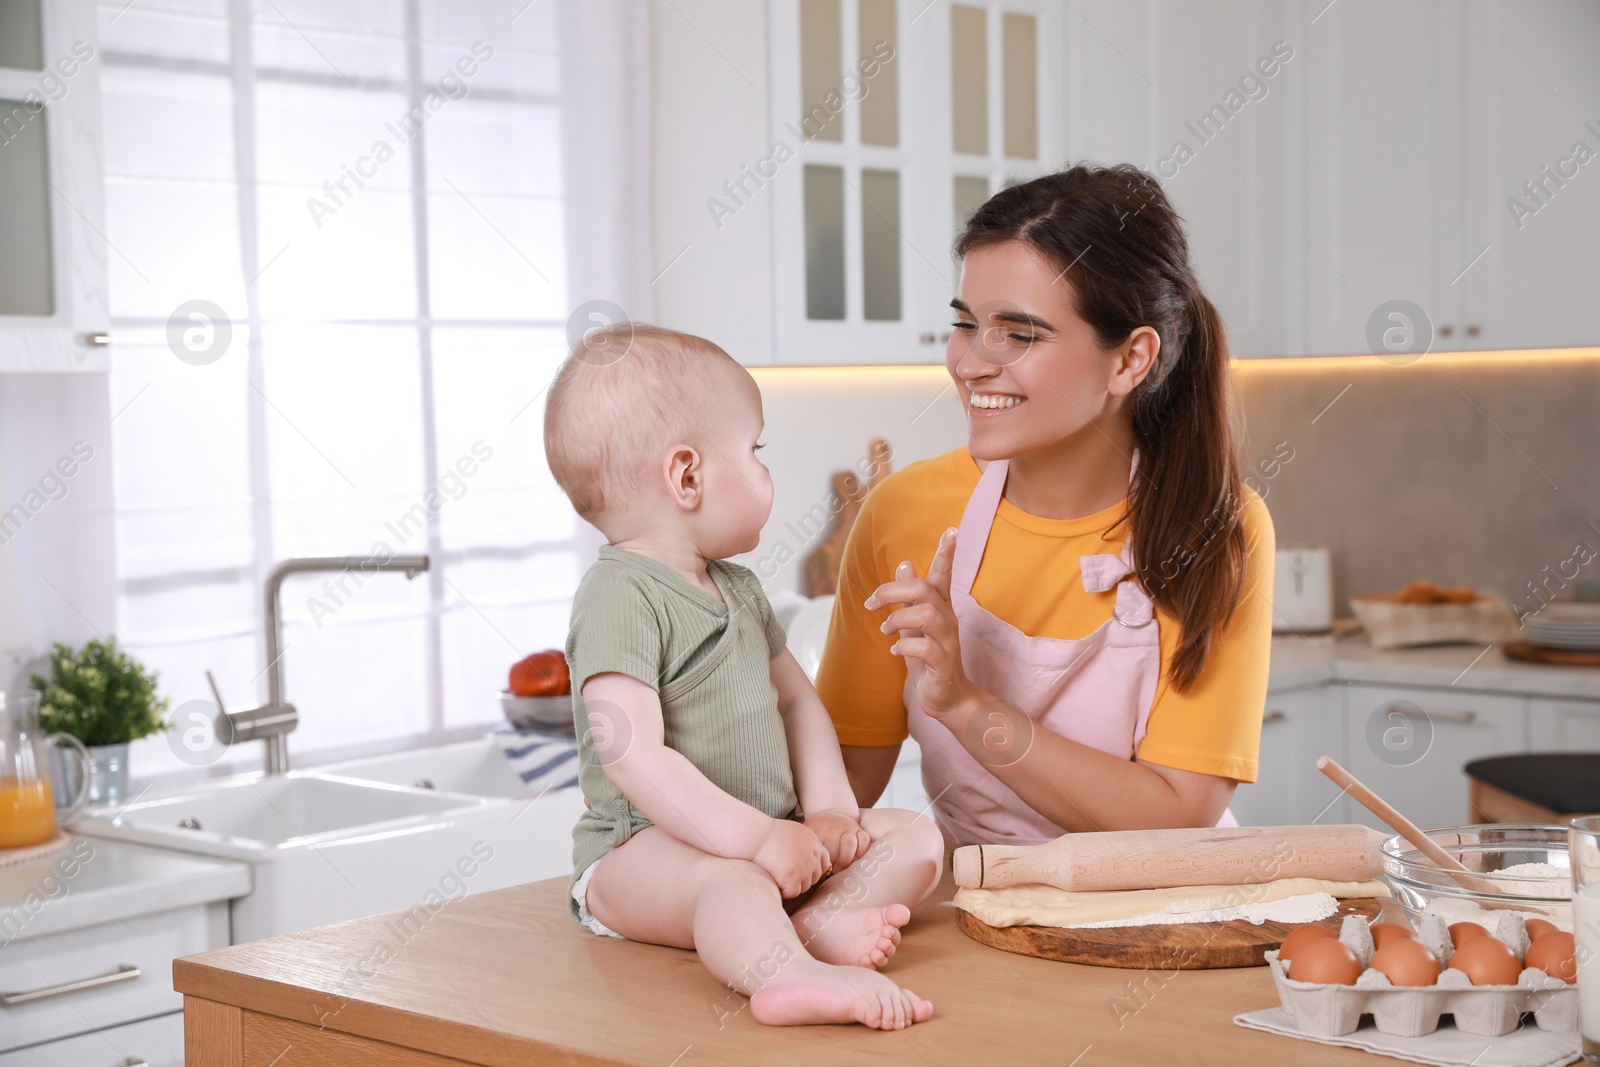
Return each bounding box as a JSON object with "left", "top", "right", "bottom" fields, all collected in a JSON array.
[{"left": 665, "top": 444, "right": 703, "bottom": 508}]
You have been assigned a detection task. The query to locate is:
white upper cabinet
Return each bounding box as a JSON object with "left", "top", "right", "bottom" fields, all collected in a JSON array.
[
  {"left": 768, "top": 0, "right": 1061, "bottom": 364},
  {"left": 1455, "top": 0, "right": 1600, "bottom": 351},
  {"left": 0, "top": 0, "right": 108, "bottom": 371},
  {"left": 755, "top": 0, "right": 1597, "bottom": 362},
  {"left": 1301, "top": 0, "right": 1600, "bottom": 356},
  {"left": 1141, "top": 2, "right": 1301, "bottom": 360},
  {"left": 1301, "top": 0, "right": 1457, "bottom": 357}
]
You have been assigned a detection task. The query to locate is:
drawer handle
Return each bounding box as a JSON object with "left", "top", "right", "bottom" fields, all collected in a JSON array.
[
  {"left": 0, "top": 963, "right": 141, "bottom": 1006},
  {"left": 1425, "top": 710, "right": 1477, "bottom": 725},
  {"left": 124, "top": 1060, "right": 150, "bottom": 1067},
  {"left": 1262, "top": 710, "right": 1287, "bottom": 725}
]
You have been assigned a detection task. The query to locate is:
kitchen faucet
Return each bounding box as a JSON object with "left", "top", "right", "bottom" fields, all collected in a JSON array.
[{"left": 209, "top": 555, "right": 430, "bottom": 774}]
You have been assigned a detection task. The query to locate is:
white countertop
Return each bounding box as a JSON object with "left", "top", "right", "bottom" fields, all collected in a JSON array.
[
  {"left": 1269, "top": 632, "right": 1600, "bottom": 699},
  {"left": 0, "top": 835, "right": 250, "bottom": 944}
]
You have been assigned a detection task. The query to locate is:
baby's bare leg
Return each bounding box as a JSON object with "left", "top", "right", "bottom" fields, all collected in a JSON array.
[
  {"left": 584, "top": 826, "right": 933, "bottom": 1029},
  {"left": 790, "top": 807, "right": 944, "bottom": 969}
]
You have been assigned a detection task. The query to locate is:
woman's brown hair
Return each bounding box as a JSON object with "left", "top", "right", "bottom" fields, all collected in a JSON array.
[{"left": 956, "top": 163, "right": 1248, "bottom": 691}]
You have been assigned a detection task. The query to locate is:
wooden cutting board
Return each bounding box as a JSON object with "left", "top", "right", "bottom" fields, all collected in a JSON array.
[
  {"left": 956, "top": 896, "right": 1383, "bottom": 969},
  {"left": 1504, "top": 640, "right": 1600, "bottom": 666}
]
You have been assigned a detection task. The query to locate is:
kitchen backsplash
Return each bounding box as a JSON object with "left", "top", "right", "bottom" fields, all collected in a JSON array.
[
  {"left": 747, "top": 352, "right": 1600, "bottom": 616},
  {"left": 1232, "top": 351, "right": 1600, "bottom": 617}
]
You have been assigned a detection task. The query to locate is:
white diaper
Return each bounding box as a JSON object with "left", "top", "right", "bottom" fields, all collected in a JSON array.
[{"left": 571, "top": 858, "right": 626, "bottom": 939}]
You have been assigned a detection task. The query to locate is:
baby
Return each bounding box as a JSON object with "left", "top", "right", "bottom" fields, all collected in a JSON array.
[{"left": 543, "top": 323, "right": 942, "bottom": 1030}]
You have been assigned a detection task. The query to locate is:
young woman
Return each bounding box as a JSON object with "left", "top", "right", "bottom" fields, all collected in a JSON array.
[{"left": 814, "top": 163, "right": 1275, "bottom": 845}]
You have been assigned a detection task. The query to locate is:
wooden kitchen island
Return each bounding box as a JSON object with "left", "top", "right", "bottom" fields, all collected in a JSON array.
[{"left": 175, "top": 869, "right": 1384, "bottom": 1066}]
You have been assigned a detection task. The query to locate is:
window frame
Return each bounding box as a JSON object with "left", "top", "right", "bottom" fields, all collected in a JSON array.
[{"left": 99, "top": 0, "right": 577, "bottom": 788}]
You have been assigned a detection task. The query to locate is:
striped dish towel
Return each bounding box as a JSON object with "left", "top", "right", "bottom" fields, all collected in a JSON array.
[{"left": 493, "top": 728, "right": 581, "bottom": 795}]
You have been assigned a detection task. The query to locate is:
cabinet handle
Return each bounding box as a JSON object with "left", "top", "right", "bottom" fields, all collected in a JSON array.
[
  {"left": 1262, "top": 710, "right": 1287, "bottom": 724},
  {"left": 0, "top": 963, "right": 141, "bottom": 1006},
  {"left": 1425, "top": 710, "right": 1477, "bottom": 725},
  {"left": 123, "top": 1060, "right": 151, "bottom": 1067},
  {"left": 77, "top": 331, "right": 110, "bottom": 347},
  {"left": 1439, "top": 325, "right": 1454, "bottom": 337},
  {"left": 1466, "top": 324, "right": 1480, "bottom": 337}
]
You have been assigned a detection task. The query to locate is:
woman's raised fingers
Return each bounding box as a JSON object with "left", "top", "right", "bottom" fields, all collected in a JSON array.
[
  {"left": 865, "top": 576, "right": 940, "bottom": 611},
  {"left": 878, "top": 601, "right": 948, "bottom": 637},
  {"left": 926, "top": 528, "right": 958, "bottom": 598},
  {"left": 887, "top": 635, "right": 946, "bottom": 668}
]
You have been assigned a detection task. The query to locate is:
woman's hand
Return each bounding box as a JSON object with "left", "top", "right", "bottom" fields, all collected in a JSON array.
[
  {"left": 752, "top": 817, "right": 833, "bottom": 898},
  {"left": 802, "top": 809, "right": 871, "bottom": 873},
  {"left": 866, "top": 528, "right": 982, "bottom": 723}
]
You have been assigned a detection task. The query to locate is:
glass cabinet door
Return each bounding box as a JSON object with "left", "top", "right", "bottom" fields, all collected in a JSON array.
[
  {"left": 0, "top": 0, "right": 44, "bottom": 70},
  {"left": 771, "top": 0, "right": 1057, "bottom": 364},
  {"left": 0, "top": 0, "right": 109, "bottom": 370}
]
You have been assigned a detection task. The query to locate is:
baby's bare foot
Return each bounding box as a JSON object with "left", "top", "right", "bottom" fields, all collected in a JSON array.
[
  {"left": 749, "top": 963, "right": 933, "bottom": 1029},
  {"left": 794, "top": 903, "right": 911, "bottom": 969}
]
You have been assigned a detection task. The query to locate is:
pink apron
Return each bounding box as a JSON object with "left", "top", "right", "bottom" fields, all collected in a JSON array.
[{"left": 904, "top": 458, "right": 1236, "bottom": 846}]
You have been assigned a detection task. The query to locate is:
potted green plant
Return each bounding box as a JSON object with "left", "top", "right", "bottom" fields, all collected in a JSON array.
[{"left": 30, "top": 638, "right": 169, "bottom": 806}]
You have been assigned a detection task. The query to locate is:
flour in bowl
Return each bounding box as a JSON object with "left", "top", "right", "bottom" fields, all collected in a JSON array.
[{"left": 1481, "top": 861, "right": 1570, "bottom": 898}]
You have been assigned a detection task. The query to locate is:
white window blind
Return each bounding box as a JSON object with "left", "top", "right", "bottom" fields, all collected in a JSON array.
[{"left": 100, "top": 0, "right": 580, "bottom": 786}]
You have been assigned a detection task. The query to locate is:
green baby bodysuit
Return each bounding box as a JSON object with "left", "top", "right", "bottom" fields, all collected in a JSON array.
[{"left": 564, "top": 545, "right": 797, "bottom": 923}]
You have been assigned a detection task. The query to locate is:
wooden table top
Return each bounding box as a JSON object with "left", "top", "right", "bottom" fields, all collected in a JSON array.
[{"left": 174, "top": 869, "right": 1388, "bottom": 1066}]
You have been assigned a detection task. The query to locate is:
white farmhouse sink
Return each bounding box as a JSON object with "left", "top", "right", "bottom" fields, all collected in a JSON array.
[
  {"left": 78, "top": 772, "right": 485, "bottom": 856},
  {"left": 317, "top": 735, "right": 543, "bottom": 798},
  {"left": 72, "top": 742, "right": 588, "bottom": 944}
]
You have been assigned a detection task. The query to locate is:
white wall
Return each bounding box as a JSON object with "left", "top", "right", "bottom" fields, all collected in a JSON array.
[
  {"left": 650, "top": 0, "right": 776, "bottom": 363},
  {"left": 0, "top": 373, "right": 119, "bottom": 692},
  {"left": 736, "top": 366, "right": 967, "bottom": 595}
]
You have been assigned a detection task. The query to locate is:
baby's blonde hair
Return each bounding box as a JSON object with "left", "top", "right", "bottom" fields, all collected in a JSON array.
[{"left": 544, "top": 323, "right": 740, "bottom": 523}]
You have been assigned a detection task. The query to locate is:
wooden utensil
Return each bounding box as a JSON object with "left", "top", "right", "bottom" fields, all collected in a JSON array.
[
  {"left": 956, "top": 896, "right": 1383, "bottom": 969},
  {"left": 952, "top": 824, "right": 1387, "bottom": 893},
  {"left": 803, "top": 438, "right": 891, "bottom": 596},
  {"left": 1315, "top": 755, "right": 1502, "bottom": 896}
]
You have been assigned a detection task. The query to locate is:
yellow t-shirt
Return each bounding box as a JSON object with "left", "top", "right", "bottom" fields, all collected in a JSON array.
[{"left": 814, "top": 448, "right": 1274, "bottom": 783}]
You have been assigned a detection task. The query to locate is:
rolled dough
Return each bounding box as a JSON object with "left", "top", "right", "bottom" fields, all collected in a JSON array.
[{"left": 953, "top": 877, "right": 1390, "bottom": 929}]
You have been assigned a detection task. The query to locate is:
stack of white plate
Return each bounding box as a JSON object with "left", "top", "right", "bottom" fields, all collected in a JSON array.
[{"left": 1523, "top": 602, "right": 1600, "bottom": 651}]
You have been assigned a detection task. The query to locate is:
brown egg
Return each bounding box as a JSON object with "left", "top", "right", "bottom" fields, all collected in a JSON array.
[
  {"left": 1369, "top": 922, "right": 1414, "bottom": 948},
  {"left": 1277, "top": 924, "right": 1337, "bottom": 964},
  {"left": 1525, "top": 918, "right": 1562, "bottom": 943},
  {"left": 1524, "top": 932, "right": 1576, "bottom": 983},
  {"left": 1448, "top": 921, "right": 1490, "bottom": 947},
  {"left": 1368, "top": 939, "right": 1441, "bottom": 986},
  {"left": 1447, "top": 937, "right": 1522, "bottom": 986},
  {"left": 1288, "top": 938, "right": 1363, "bottom": 985}
]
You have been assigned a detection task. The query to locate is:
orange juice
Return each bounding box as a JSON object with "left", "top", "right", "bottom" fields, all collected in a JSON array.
[{"left": 0, "top": 776, "right": 56, "bottom": 849}]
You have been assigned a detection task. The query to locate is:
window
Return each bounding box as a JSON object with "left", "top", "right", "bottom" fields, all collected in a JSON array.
[
  {"left": 100, "top": 0, "right": 578, "bottom": 785},
  {"left": 769, "top": 0, "right": 1057, "bottom": 364}
]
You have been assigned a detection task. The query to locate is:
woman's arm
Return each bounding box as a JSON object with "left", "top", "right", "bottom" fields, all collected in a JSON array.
[
  {"left": 812, "top": 483, "right": 924, "bottom": 809},
  {"left": 870, "top": 530, "right": 1241, "bottom": 831},
  {"left": 839, "top": 744, "right": 902, "bottom": 808},
  {"left": 933, "top": 695, "right": 1236, "bottom": 829}
]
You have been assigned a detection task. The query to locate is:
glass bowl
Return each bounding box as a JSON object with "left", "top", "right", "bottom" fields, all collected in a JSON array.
[{"left": 1381, "top": 824, "right": 1573, "bottom": 930}]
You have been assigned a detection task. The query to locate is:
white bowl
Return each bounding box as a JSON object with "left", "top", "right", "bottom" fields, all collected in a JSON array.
[{"left": 499, "top": 691, "right": 574, "bottom": 729}]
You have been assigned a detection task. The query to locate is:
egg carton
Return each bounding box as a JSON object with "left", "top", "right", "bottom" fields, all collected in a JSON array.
[{"left": 1266, "top": 911, "right": 1577, "bottom": 1038}]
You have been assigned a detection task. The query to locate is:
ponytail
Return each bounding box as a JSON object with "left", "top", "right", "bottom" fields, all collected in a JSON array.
[{"left": 957, "top": 164, "right": 1248, "bottom": 691}]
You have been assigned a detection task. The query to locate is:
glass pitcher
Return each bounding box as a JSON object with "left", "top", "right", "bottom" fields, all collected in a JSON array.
[{"left": 0, "top": 691, "right": 91, "bottom": 849}]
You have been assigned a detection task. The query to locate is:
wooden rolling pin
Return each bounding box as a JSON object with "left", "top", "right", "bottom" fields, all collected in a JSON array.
[{"left": 952, "top": 824, "right": 1388, "bottom": 892}]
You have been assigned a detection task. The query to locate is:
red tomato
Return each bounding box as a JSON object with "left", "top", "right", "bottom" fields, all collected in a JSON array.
[{"left": 510, "top": 650, "right": 570, "bottom": 696}]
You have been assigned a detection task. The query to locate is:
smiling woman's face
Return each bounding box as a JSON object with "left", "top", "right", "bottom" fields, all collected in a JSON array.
[{"left": 946, "top": 240, "right": 1125, "bottom": 463}]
